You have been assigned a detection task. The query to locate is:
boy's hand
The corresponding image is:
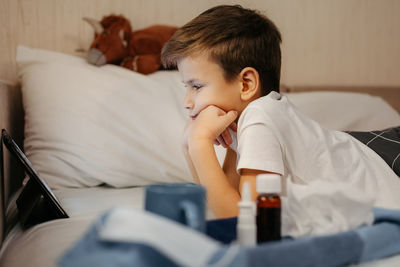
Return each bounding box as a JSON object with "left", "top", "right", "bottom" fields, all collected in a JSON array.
[
  {"left": 183, "top": 119, "right": 237, "bottom": 149},
  {"left": 184, "top": 105, "right": 238, "bottom": 148},
  {"left": 214, "top": 121, "right": 237, "bottom": 148}
]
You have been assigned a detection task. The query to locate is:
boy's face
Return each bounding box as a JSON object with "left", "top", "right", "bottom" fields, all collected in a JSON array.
[{"left": 178, "top": 55, "right": 243, "bottom": 120}]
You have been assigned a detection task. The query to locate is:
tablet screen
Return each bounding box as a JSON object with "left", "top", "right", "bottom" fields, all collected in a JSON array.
[{"left": 1, "top": 129, "right": 68, "bottom": 221}]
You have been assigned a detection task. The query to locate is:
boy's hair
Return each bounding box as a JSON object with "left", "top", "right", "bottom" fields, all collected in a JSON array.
[{"left": 161, "top": 5, "right": 282, "bottom": 95}]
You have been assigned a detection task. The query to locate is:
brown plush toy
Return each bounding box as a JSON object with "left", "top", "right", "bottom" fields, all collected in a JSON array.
[{"left": 84, "top": 15, "right": 177, "bottom": 74}]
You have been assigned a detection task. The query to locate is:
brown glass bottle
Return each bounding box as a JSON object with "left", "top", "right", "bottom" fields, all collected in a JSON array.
[
  {"left": 256, "top": 193, "right": 281, "bottom": 243},
  {"left": 256, "top": 174, "right": 282, "bottom": 243}
]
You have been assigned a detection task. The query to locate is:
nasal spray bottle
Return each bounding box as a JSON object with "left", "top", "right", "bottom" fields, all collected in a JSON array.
[{"left": 237, "top": 181, "right": 256, "bottom": 246}]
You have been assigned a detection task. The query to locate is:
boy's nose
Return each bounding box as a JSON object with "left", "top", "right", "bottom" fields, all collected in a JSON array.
[{"left": 184, "top": 91, "right": 194, "bottom": 110}]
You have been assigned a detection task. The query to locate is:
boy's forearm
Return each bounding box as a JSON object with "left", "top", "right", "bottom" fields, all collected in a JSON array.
[
  {"left": 183, "top": 145, "right": 200, "bottom": 184},
  {"left": 188, "top": 139, "right": 240, "bottom": 218},
  {"left": 223, "top": 148, "right": 241, "bottom": 192}
]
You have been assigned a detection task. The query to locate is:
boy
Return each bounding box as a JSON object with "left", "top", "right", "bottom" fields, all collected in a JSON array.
[{"left": 161, "top": 5, "right": 400, "bottom": 219}]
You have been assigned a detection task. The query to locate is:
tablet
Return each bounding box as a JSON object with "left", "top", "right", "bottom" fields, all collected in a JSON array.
[{"left": 1, "top": 129, "right": 68, "bottom": 228}]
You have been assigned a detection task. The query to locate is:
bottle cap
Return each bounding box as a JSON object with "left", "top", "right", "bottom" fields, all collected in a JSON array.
[{"left": 256, "top": 173, "right": 281, "bottom": 194}]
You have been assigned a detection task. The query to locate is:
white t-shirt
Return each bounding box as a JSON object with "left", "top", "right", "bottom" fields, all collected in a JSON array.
[{"left": 233, "top": 92, "right": 400, "bottom": 210}]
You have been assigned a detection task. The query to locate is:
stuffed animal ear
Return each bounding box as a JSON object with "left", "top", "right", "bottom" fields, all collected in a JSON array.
[
  {"left": 121, "top": 55, "right": 161, "bottom": 74},
  {"left": 83, "top": 17, "right": 103, "bottom": 35}
]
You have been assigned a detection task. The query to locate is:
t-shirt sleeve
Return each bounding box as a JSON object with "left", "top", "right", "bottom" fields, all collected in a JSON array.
[{"left": 236, "top": 108, "right": 284, "bottom": 175}]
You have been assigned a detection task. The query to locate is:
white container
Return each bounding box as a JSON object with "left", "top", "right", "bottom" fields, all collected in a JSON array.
[{"left": 237, "top": 181, "right": 256, "bottom": 246}]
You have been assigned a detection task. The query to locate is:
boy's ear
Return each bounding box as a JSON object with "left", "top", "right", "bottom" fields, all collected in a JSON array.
[{"left": 239, "top": 67, "right": 260, "bottom": 101}]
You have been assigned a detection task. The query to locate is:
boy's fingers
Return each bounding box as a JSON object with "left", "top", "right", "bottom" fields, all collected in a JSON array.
[
  {"left": 225, "top": 110, "right": 238, "bottom": 124},
  {"left": 216, "top": 135, "right": 228, "bottom": 148},
  {"left": 216, "top": 136, "right": 224, "bottom": 147},
  {"left": 229, "top": 122, "right": 237, "bottom": 132},
  {"left": 221, "top": 129, "right": 232, "bottom": 145}
]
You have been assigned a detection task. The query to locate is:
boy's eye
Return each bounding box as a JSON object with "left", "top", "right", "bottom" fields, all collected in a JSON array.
[
  {"left": 182, "top": 82, "right": 204, "bottom": 90},
  {"left": 192, "top": 84, "right": 203, "bottom": 90}
]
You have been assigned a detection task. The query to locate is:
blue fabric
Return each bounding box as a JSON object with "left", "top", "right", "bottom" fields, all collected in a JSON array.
[
  {"left": 206, "top": 217, "right": 237, "bottom": 244},
  {"left": 356, "top": 208, "right": 400, "bottom": 262},
  {"left": 209, "top": 228, "right": 362, "bottom": 267},
  {"left": 59, "top": 208, "right": 400, "bottom": 267}
]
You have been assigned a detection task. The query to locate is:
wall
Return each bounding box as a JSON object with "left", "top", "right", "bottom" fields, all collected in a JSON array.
[{"left": 1, "top": 0, "right": 399, "bottom": 86}]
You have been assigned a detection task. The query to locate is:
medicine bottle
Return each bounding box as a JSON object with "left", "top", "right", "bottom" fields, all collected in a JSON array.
[{"left": 256, "top": 174, "right": 281, "bottom": 243}]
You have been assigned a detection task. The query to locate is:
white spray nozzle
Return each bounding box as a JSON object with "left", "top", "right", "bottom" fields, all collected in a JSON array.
[
  {"left": 239, "top": 181, "right": 252, "bottom": 207},
  {"left": 238, "top": 181, "right": 255, "bottom": 215}
]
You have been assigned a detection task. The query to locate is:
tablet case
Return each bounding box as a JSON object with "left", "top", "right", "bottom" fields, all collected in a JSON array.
[{"left": 1, "top": 129, "right": 68, "bottom": 229}]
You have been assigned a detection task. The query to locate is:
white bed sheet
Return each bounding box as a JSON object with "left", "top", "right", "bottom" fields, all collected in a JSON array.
[
  {"left": 0, "top": 186, "right": 143, "bottom": 267},
  {"left": 55, "top": 186, "right": 145, "bottom": 218},
  {"left": 0, "top": 185, "right": 399, "bottom": 267}
]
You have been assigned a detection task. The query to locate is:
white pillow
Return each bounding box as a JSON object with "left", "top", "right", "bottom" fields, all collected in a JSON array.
[
  {"left": 18, "top": 46, "right": 193, "bottom": 188},
  {"left": 285, "top": 91, "right": 400, "bottom": 131}
]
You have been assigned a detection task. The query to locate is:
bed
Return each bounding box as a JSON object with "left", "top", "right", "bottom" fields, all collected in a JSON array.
[
  {"left": 1, "top": 1, "right": 400, "bottom": 266},
  {"left": 0, "top": 45, "right": 399, "bottom": 267}
]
